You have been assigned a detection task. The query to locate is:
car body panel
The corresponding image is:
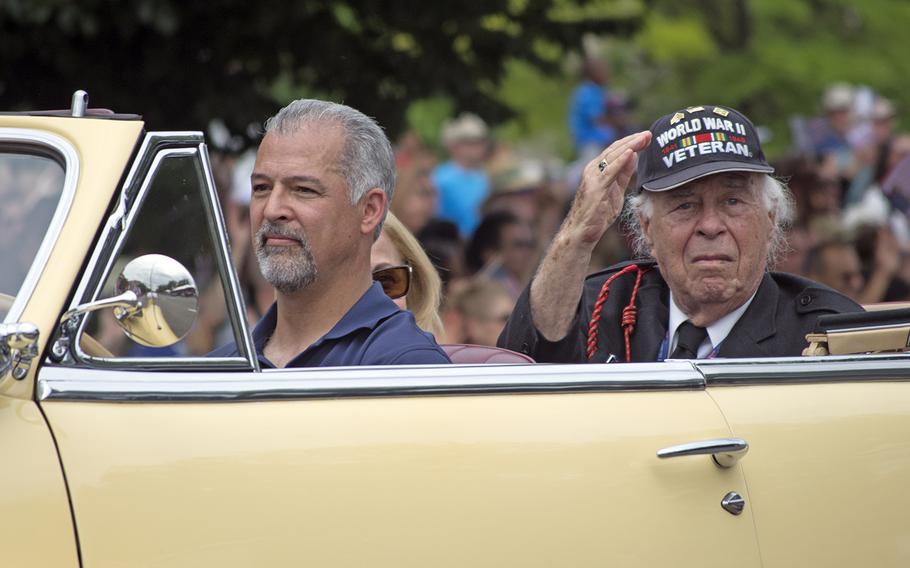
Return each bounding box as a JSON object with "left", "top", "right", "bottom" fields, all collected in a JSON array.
[
  {"left": 1, "top": 116, "right": 143, "bottom": 400},
  {"left": 709, "top": 382, "right": 910, "bottom": 566},
  {"left": 0, "top": 394, "right": 79, "bottom": 567},
  {"left": 41, "top": 366, "right": 761, "bottom": 567}
]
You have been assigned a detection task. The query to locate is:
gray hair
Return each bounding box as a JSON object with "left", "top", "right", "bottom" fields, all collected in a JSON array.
[
  {"left": 622, "top": 174, "right": 795, "bottom": 266},
  {"left": 264, "top": 99, "right": 396, "bottom": 238}
]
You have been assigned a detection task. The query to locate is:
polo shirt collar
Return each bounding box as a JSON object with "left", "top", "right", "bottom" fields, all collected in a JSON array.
[
  {"left": 251, "top": 282, "right": 399, "bottom": 353},
  {"left": 323, "top": 282, "right": 400, "bottom": 339}
]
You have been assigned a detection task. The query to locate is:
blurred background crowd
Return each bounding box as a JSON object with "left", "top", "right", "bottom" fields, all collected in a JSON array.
[
  {"left": 213, "top": 66, "right": 910, "bottom": 347},
  {"left": 5, "top": 0, "right": 909, "bottom": 350}
]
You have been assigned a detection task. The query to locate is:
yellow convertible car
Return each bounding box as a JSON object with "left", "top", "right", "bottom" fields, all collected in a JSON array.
[{"left": 2, "top": 92, "right": 909, "bottom": 567}]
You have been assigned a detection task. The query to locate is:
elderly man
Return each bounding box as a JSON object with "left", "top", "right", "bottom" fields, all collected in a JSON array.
[
  {"left": 215, "top": 99, "right": 450, "bottom": 367},
  {"left": 499, "top": 105, "right": 862, "bottom": 362}
]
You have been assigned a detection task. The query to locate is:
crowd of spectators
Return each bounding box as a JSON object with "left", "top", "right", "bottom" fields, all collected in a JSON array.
[{"left": 211, "top": 78, "right": 910, "bottom": 350}]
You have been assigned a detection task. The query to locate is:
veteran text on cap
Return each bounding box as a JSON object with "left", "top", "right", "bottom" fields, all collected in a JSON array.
[{"left": 636, "top": 105, "right": 774, "bottom": 192}]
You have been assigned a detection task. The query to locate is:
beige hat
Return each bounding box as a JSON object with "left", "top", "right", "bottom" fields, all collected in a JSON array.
[
  {"left": 823, "top": 83, "right": 854, "bottom": 112},
  {"left": 490, "top": 158, "right": 547, "bottom": 195},
  {"left": 442, "top": 113, "right": 489, "bottom": 145}
]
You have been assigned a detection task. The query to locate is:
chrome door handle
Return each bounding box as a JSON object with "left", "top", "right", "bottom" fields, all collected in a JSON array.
[{"left": 657, "top": 438, "right": 749, "bottom": 468}]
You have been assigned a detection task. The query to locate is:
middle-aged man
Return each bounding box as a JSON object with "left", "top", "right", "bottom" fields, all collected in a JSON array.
[
  {"left": 214, "top": 99, "right": 450, "bottom": 367},
  {"left": 499, "top": 105, "right": 863, "bottom": 363}
]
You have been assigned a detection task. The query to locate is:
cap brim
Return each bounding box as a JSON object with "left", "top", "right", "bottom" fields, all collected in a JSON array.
[{"left": 641, "top": 160, "right": 775, "bottom": 192}]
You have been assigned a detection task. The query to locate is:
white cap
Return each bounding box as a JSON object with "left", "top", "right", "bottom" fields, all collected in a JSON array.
[
  {"left": 441, "top": 113, "right": 489, "bottom": 145},
  {"left": 823, "top": 83, "right": 854, "bottom": 112}
]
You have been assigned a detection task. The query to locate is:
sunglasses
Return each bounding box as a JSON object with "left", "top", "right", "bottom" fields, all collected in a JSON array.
[{"left": 372, "top": 264, "right": 412, "bottom": 300}]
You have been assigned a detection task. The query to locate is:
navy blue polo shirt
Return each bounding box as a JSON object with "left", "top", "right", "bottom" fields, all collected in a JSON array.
[{"left": 212, "top": 282, "right": 450, "bottom": 367}]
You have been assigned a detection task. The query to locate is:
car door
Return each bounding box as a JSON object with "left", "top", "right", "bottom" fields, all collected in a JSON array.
[
  {"left": 40, "top": 364, "right": 764, "bottom": 568},
  {"left": 34, "top": 131, "right": 765, "bottom": 567},
  {"left": 700, "top": 355, "right": 910, "bottom": 567}
]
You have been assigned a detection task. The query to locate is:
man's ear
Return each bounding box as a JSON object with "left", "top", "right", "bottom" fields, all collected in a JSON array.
[{"left": 360, "top": 187, "right": 388, "bottom": 237}]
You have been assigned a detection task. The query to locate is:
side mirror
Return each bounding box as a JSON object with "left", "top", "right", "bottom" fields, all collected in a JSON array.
[
  {"left": 113, "top": 254, "right": 199, "bottom": 347},
  {"left": 0, "top": 322, "right": 39, "bottom": 379},
  {"left": 58, "top": 254, "right": 199, "bottom": 352}
]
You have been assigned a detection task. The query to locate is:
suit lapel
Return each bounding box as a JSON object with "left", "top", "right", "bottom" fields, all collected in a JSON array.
[
  {"left": 630, "top": 269, "right": 669, "bottom": 361},
  {"left": 717, "top": 274, "right": 777, "bottom": 358}
]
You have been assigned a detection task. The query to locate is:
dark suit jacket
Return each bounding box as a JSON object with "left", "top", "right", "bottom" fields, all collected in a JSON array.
[{"left": 498, "top": 260, "right": 863, "bottom": 363}]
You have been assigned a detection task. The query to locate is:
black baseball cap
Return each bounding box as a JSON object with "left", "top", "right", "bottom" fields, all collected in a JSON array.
[{"left": 636, "top": 105, "right": 773, "bottom": 192}]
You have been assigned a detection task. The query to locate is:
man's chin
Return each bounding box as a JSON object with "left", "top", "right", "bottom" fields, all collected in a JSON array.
[
  {"left": 257, "top": 258, "right": 317, "bottom": 293},
  {"left": 691, "top": 277, "right": 741, "bottom": 304}
]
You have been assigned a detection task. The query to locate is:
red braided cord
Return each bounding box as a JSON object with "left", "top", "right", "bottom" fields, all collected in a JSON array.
[
  {"left": 586, "top": 264, "right": 641, "bottom": 361},
  {"left": 622, "top": 266, "right": 649, "bottom": 361}
]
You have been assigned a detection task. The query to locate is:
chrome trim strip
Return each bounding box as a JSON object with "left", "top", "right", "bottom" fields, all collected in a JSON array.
[
  {"left": 697, "top": 354, "right": 910, "bottom": 386},
  {"left": 197, "top": 144, "right": 258, "bottom": 368},
  {"left": 37, "top": 362, "right": 704, "bottom": 402},
  {"left": 825, "top": 322, "right": 910, "bottom": 334},
  {"left": 1, "top": 128, "right": 79, "bottom": 324},
  {"left": 66, "top": 133, "right": 203, "bottom": 310},
  {"left": 68, "top": 142, "right": 256, "bottom": 370},
  {"left": 71, "top": 148, "right": 197, "bottom": 367}
]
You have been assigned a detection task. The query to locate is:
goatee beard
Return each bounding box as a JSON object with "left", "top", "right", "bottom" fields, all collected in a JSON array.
[{"left": 254, "top": 221, "right": 317, "bottom": 293}]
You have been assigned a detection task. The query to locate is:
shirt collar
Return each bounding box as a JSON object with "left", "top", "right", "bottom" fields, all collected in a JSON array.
[
  {"left": 668, "top": 288, "right": 758, "bottom": 357},
  {"left": 323, "top": 281, "right": 400, "bottom": 339},
  {"left": 251, "top": 282, "right": 399, "bottom": 354}
]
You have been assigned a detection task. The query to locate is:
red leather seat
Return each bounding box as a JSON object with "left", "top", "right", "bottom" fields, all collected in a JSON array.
[{"left": 441, "top": 344, "right": 535, "bottom": 364}]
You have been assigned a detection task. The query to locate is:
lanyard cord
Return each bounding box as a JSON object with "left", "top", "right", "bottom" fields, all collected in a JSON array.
[{"left": 586, "top": 264, "right": 650, "bottom": 362}]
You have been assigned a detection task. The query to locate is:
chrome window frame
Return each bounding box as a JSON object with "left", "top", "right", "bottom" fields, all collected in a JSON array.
[
  {"left": 58, "top": 132, "right": 256, "bottom": 370},
  {"left": 697, "top": 352, "right": 910, "bottom": 386},
  {"left": 1, "top": 128, "right": 79, "bottom": 324},
  {"left": 37, "top": 347, "right": 910, "bottom": 403},
  {"left": 37, "top": 361, "right": 704, "bottom": 402}
]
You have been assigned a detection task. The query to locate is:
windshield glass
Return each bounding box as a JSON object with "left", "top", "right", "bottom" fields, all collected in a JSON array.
[{"left": 0, "top": 148, "right": 65, "bottom": 321}]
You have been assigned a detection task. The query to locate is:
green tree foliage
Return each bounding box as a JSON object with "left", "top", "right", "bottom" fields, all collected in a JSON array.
[
  {"left": 0, "top": 0, "right": 638, "bottom": 146},
  {"left": 624, "top": 0, "right": 910, "bottom": 156},
  {"left": 485, "top": 0, "right": 910, "bottom": 160}
]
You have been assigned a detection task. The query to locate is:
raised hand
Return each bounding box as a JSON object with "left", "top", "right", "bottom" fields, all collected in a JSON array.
[
  {"left": 524, "top": 131, "right": 652, "bottom": 342},
  {"left": 564, "top": 131, "right": 652, "bottom": 249}
]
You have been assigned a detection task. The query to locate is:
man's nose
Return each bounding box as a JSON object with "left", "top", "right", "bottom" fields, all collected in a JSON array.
[
  {"left": 262, "top": 186, "right": 292, "bottom": 222},
  {"left": 695, "top": 204, "right": 726, "bottom": 237}
]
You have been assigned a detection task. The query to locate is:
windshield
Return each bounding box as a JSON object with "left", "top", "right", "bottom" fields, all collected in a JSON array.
[{"left": 0, "top": 148, "right": 65, "bottom": 321}]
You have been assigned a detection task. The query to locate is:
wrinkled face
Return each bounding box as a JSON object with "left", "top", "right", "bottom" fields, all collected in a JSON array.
[
  {"left": 641, "top": 173, "right": 774, "bottom": 316},
  {"left": 371, "top": 231, "right": 407, "bottom": 310},
  {"left": 250, "top": 122, "right": 361, "bottom": 293}
]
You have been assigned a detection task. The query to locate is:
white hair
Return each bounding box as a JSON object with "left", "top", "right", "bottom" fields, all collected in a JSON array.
[
  {"left": 264, "top": 99, "right": 396, "bottom": 238},
  {"left": 622, "top": 173, "right": 794, "bottom": 266}
]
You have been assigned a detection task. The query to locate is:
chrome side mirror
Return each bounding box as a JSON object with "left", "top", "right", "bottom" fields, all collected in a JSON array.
[
  {"left": 112, "top": 254, "right": 198, "bottom": 347},
  {"left": 0, "top": 322, "right": 40, "bottom": 380},
  {"left": 56, "top": 254, "right": 198, "bottom": 356}
]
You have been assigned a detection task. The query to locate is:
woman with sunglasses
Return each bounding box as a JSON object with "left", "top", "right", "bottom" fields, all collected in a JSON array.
[{"left": 371, "top": 213, "right": 446, "bottom": 340}]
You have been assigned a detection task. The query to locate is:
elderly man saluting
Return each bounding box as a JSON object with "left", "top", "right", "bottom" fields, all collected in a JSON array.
[
  {"left": 499, "top": 105, "right": 861, "bottom": 363},
  {"left": 215, "top": 99, "right": 450, "bottom": 367}
]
